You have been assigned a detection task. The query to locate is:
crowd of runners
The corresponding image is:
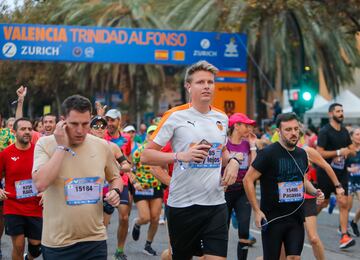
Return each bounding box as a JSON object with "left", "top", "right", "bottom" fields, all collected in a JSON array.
[{"left": 0, "top": 60, "right": 359, "bottom": 260}]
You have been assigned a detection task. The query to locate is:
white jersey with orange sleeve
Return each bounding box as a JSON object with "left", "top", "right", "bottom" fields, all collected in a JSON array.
[{"left": 151, "top": 103, "right": 228, "bottom": 208}]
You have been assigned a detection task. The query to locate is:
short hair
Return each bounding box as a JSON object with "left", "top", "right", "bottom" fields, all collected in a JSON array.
[
  {"left": 275, "top": 113, "right": 299, "bottom": 128},
  {"left": 13, "top": 117, "right": 32, "bottom": 131},
  {"left": 42, "top": 113, "right": 57, "bottom": 122},
  {"left": 328, "top": 103, "right": 342, "bottom": 112},
  {"left": 184, "top": 60, "right": 219, "bottom": 83},
  {"left": 61, "top": 95, "right": 92, "bottom": 116}
]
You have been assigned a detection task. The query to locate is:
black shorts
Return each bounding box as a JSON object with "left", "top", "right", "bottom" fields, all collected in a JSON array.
[
  {"left": 317, "top": 170, "right": 348, "bottom": 199},
  {"left": 42, "top": 240, "right": 107, "bottom": 260},
  {"left": 4, "top": 214, "right": 42, "bottom": 240},
  {"left": 168, "top": 204, "right": 228, "bottom": 260},
  {"left": 304, "top": 198, "right": 317, "bottom": 217},
  {"left": 119, "top": 185, "right": 129, "bottom": 205},
  {"left": 133, "top": 187, "right": 163, "bottom": 203},
  {"left": 262, "top": 218, "right": 304, "bottom": 260}
]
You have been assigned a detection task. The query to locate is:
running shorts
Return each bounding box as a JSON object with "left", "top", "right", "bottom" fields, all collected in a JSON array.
[
  {"left": 317, "top": 170, "right": 348, "bottom": 199},
  {"left": 262, "top": 218, "right": 304, "bottom": 260},
  {"left": 304, "top": 198, "right": 317, "bottom": 217},
  {"left": 4, "top": 214, "right": 42, "bottom": 240},
  {"left": 167, "top": 204, "right": 228, "bottom": 260}
]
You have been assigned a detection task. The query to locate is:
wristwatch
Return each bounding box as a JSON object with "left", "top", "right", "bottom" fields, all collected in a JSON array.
[{"left": 111, "top": 188, "right": 121, "bottom": 197}]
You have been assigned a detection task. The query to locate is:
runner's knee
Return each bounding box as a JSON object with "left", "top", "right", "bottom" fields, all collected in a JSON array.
[
  {"left": 28, "top": 243, "right": 42, "bottom": 257},
  {"left": 308, "top": 235, "right": 321, "bottom": 247}
]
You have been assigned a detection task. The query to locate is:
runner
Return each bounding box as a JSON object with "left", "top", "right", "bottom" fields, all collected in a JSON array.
[
  {"left": 316, "top": 103, "right": 356, "bottom": 249},
  {"left": 123, "top": 125, "right": 140, "bottom": 153},
  {"left": 130, "top": 125, "right": 164, "bottom": 256},
  {"left": 0, "top": 118, "right": 42, "bottom": 260},
  {"left": 89, "top": 116, "right": 131, "bottom": 227},
  {"left": 243, "top": 113, "right": 323, "bottom": 260},
  {"left": 32, "top": 95, "right": 123, "bottom": 259},
  {"left": 101, "top": 108, "right": 133, "bottom": 260},
  {"left": 347, "top": 127, "right": 360, "bottom": 237},
  {"left": 42, "top": 114, "right": 57, "bottom": 136},
  {"left": 225, "top": 113, "right": 257, "bottom": 260},
  {"left": 141, "top": 60, "right": 239, "bottom": 260}
]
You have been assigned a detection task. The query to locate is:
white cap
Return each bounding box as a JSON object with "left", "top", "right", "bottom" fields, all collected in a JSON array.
[
  {"left": 123, "top": 125, "right": 136, "bottom": 133},
  {"left": 105, "top": 109, "right": 121, "bottom": 119}
]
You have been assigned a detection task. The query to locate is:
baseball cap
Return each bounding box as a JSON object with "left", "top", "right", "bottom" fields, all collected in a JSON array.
[
  {"left": 147, "top": 125, "right": 157, "bottom": 134},
  {"left": 105, "top": 109, "right": 121, "bottom": 119},
  {"left": 123, "top": 125, "right": 136, "bottom": 133},
  {"left": 90, "top": 116, "right": 107, "bottom": 128},
  {"left": 229, "top": 113, "right": 256, "bottom": 127}
]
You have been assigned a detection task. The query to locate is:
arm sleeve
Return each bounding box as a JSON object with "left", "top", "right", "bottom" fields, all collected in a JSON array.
[
  {"left": 105, "top": 145, "right": 121, "bottom": 183},
  {"left": 32, "top": 138, "right": 50, "bottom": 173}
]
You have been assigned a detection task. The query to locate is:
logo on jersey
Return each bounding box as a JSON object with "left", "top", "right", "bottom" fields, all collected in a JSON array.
[
  {"left": 216, "top": 121, "right": 224, "bottom": 131},
  {"left": 11, "top": 156, "right": 19, "bottom": 161},
  {"left": 187, "top": 121, "right": 195, "bottom": 127}
]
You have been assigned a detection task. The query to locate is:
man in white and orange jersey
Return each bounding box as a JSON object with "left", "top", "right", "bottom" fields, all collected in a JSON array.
[{"left": 141, "top": 60, "right": 239, "bottom": 260}]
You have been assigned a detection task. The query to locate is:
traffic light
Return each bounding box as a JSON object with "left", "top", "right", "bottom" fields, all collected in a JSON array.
[{"left": 289, "top": 68, "right": 318, "bottom": 116}]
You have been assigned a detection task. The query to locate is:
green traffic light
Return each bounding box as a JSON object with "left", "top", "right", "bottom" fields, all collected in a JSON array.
[{"left": 302, "top": 91, "right": 312, "bottom": 101}]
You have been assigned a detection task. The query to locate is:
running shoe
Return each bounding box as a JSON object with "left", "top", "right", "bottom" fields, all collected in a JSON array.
[
  {"left": 339, "top": 233, "right": 355, "bottom": 249},
  {"left": 114, "top": 251, "right": 128, "bottom": 260},
  {"left": 131, "top": 218, "right": 141, "bottom": 241},
  {"left": 350, "top": 220, "right": 360, "bottom": 237},
  {"left": 328, "top": 195, "right": 336, "bottom": 214},
  {"left": 143, "top": 244, "right": 157, "bottom": 256},
  {"left": 248, "top": 234, "right": 257, "bottom": 245},
  {"left": 158, "top": 215, "right": 165, "bottom": 225}
]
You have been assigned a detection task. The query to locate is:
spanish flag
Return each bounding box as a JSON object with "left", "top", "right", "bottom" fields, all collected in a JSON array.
[
  {"left": 172, "top": 50, "right": 185, "bottom": 61},
  {"left": 154, "top": 50, "right": 169, "bottom": 60}
]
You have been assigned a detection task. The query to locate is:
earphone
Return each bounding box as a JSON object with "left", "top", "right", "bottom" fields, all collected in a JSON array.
[{"left": 261, "top": 145, "right": 308, "bottom": 228}]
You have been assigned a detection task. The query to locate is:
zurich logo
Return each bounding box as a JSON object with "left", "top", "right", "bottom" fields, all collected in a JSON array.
[
  {"left": 2, "top": 42, "right": 17, "bottom": 58},
  {"left": 200, "top": 39, "right": 210, "bottom": 49}
]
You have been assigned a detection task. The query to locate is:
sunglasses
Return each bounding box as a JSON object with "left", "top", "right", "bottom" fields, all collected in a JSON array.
[{"left": 92, "top": 124, "right": 106, "bottom": 130}]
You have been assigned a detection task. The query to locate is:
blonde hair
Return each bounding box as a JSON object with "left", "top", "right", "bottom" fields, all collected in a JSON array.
[{"left": 184, "top": 60, "right": 219, "bottom": 83}]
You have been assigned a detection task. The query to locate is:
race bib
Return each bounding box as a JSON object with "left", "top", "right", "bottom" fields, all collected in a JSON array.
[
  {"left": 331, "top": 156, "right": 345, "bottom": 170},
  {"left": 278, "top": 181, "right": 304, "bottom": 203},
  {"left": 64, "top": 177, "right": 102, "bottom": 205},
  {"left": 189, "top": 143, "right": 222, "bottom": 169},
  {"left": 135, "top": 188, "right": 154, "bottom": 196},
  {"left": 15, "top": 179, "right": 38, "bottom": 199},
  {"left": 350, "top": 163, "right": 360, "bottom": 176}
]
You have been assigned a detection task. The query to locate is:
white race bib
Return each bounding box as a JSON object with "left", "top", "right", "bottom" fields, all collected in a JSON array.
[
  {"left": 331, "top": 157, "right": 345, "bottom": 170},
  {"left": 15, "top": 179, "right": 38, "bottom": 199},
  {"left": 278, "top": 181, "right": 304, "bottom": 203},
  {"left": 189, "top": 143, "right": 222, "bottom": 169},
  {"left": 65, "top": 177, "right": 101, "bottom": 205},
  {"left": 135, "top": 188, "right": 154, "bottom": 196}
]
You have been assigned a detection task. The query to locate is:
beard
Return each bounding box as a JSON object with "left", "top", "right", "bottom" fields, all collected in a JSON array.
[{"left": 333, "top": 115, "right": 343, "bottom": 124}]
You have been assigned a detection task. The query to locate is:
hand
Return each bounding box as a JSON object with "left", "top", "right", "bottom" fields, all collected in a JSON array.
[
  {"left": 133, "top": 182, "right": 143, "bottom": 191},
  {"left": 37, "top": 192, "right": 44, "bottom": 206},
  {"left": 315, "top": 189, "right": 325, "bottom": 205},
  {"left": 248, "top": 132, "right": 257, "bottom": 146},
  {"left": 178, "top": 144, "right": 211, "bottom": 163},
  {"left": 54, "top": 120, "right": 69, "bottom": 146},
  {"left": 95, "top": 101, "right": 107, "bottom": 116},
  {"left": 221, "top": 159, "right": 239, "bottom": 186},
  {"left": 16, "top": 85, "right": 27, "bottom": 102},
  {"left": 0, "top": 189, "right": 9, "bottom": 200},
  {"left": 104, "top": 189, "right": 120, "bottom": 207},
  {"left": 335, "top": 187, "right": 345, "bottom": 196},
  {"left": 340, "top": 148, "right": 351, "bottom": 158},
  {"left": 255, "top": 210, "right": 267, "bottom": 229}
]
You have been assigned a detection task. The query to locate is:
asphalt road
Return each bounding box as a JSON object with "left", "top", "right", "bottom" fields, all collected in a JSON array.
[{"left": 0, "top": 199, "right": 358, "bottom": 260}]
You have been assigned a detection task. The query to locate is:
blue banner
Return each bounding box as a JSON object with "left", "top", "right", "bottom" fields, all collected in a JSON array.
[{"left": 0, "top": 23, "right": 247, "bottom": 70}]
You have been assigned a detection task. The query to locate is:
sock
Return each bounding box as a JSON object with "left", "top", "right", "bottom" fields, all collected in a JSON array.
[
  {"left": 145, "top": 240, "right": 152, "bottom": 247},
  {"left": 116, "top": 248, "right": 124, "bottom": 254},
  {"left": 237, "top": 242, "right": 249, "bottom": 260}
]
